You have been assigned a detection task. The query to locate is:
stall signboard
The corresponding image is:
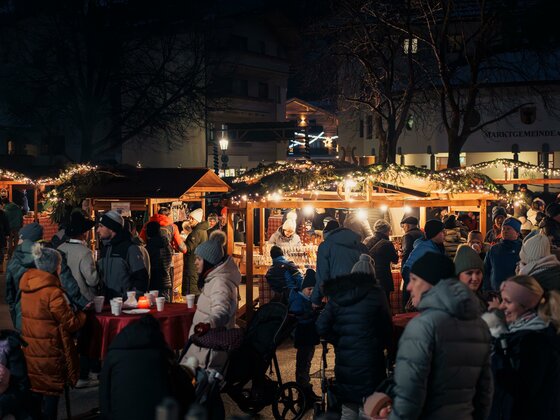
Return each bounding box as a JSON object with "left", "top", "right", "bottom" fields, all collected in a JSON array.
[{"left": 111, "top": 202, "right": 131, "bottom": 217}]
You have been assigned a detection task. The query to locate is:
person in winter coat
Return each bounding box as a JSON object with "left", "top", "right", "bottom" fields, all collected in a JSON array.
[
  {"left": 124, "top": 218, "right": 151, "bottom": 279},
  {"left": 97, "top": 211, "right": 149, "bottom": 298},
  {"left": 342, "top": 210, "right": 374, "bottom": 242},
  {"left": 139, "top": 207, "right": 186, "bottom": 254},
  {"left": 3, "top": 200, "right": 23, "bottom": 260},
  {"left": 485, "top": 206, "right": 507, "bottom": 244},
  {"left": 488, "top": 275, "right": 560, "bottom": 420},
  {"left": 145, "top": 222, "right": 173, "bottom": 302},
  {"left": 100, "top": 315, "right": 195, "bottom": 420},
  {"left": 527, "top": 197, "right": 545, "bottom": 226},
  {"left": 468, "top": 230, "right": 489, "bottom": 260},
  {"left": 57, "top": 213, "right": 98, "bottom": 302},
  {"left": 442, "top": 215, "right": 466, "bottom": 258},
  {"left": 387, "top": 252, "right": 492, "bottom": 420},
  {"left": 288, "top": 269, "right": 320, "bottom": 404},
  {"left": 0, "top": 329, "right": 31, "bottom": 419},
  {"left": 516, "top": 233, "right": 560, "bottom": 291},
  {"left": 5, "top": 222, "right": 43, "bottom": 330},
  {"left": 182, "top": 208, "right": 209, "bottom": 296},
  {"left": 365, "top": 219, "right": 398, "bottom": 302},
  {"left": 401, "top": 220, "right": 445, "bottom": 311},
  {"left": 311, "top": 221, "right": 368, "bottom": 306},
  {"left": 316, "top": 260, "right": 392, "bottom": 419},
  {"left": 484, "top": 217, "right": 522, "bottom": 292},
  {"left": 19, "top": 244, "right": 86, "bottom": 420},
  {"left": 182, "top": 235, "right": 241, "bottom": 371},
  {"left": 400, "top": 216, "right": 424, "bottom": 266},
  {"left": 454, "top": 244, "right": 490, "bottom": 312},
  {"left": 268, "top": 218, "right": 302, "bottom": 247},
  {"left": 265, "top": 245, "right": 303, "bottom": 304}
]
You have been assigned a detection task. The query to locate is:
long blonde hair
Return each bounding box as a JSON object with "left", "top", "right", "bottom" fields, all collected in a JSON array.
[{"left": 508, "top": 275, "right": 560, "bottom": 333}]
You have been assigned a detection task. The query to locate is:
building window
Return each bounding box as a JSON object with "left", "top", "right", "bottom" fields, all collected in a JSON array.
[
  {"left": 359, "top": 119, "right": 364, "bottom": 138},
  {"left": 403, "top": 37, "right": 418, "bottom": 54},
  {"left": 229, "top": 34, "right": 248, "bottom": 51},
  {"left": 232, "top": 79, "right": 248, "bottom": 96},
  {"left": 258, "top": 82, "right": 269, "bottom": 99},
  {"left": 366, "top": 115, "right": 373, "bottom": 139},
  {"left": 538, "top": 152, "right": 554, "bottom": 169}
]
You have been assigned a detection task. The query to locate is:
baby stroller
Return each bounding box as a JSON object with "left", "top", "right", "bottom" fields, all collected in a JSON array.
[
  {"left": 312, "top": 339, "right": 339, "bottom": 418},
  {"left": 224, "top": 302, "right": 307, "bottom": 420}
]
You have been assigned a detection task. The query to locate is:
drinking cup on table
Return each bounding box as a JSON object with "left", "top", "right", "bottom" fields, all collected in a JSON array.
[
  {"left": 156, "top": 297, "right": 165, "bottom": 312},
  {"left": 150, "top": 290, "right": 159, "bottom": 299},
  {"left": 112, "top": 297, "right": 123, "bottom": 304},
  {"left": 111, "top": 300, "right": 122, "bottom": 316},
  {"left": 144, "top": 292, "right": 154, "bottom": 306},
  {"left": 186, "top": 294, "right": 195, "bottom": 309},
  {"left": 93, "top": 296, "right": 105, "bottom": 313},
  {"left": 127, "top": 291, "right": 136, "bottom": 300}
]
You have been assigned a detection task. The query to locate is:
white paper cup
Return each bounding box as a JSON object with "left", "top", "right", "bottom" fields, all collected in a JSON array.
[
  {"left": 156, "top": 297, "right": 165, "bottom": 312},
  {"left": 112, "top": 297, "right": 123, "bottom": 304},
  {"left": 186, "top": 294, "right": 195, "bottom": 309},
  {"left": 93, "top": 296, "right": 105, "bottom": 313},
  {"left": 110, "top": 301, "right": 122, "bottom": 316},
  {"left": 127, "top": 291, "right": 136, "bottom": 300}
]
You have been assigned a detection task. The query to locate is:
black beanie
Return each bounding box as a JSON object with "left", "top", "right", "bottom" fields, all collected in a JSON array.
[
  {"left": 270, "top": 245, "right": 283, "bottom": 259},
  {"left": 424, "top": 219, "right": 444, "bottom": 239},
  {"left": 323, "top": 220, "right": 340, "bottom": 234},
  {"left": 302, "top": 269, "right": 316, "bottom": 289},
  {"left": 411, "top": 252, "right": 455, "bottom": 286}
]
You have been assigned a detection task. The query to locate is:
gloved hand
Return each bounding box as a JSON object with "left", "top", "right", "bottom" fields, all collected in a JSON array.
[{"left": 194, "top": 322, "right": 211, "bottom": 336}]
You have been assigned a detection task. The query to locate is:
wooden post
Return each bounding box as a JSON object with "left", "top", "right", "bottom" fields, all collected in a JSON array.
[
  {"left": 8, "top": 185, "right": 12, "bottom": 202},
  {"left": 201, "top": 196, "right": 206, "bottom": 216},
  {"left": 246, "top": 202, "right": 254, "bottom": 322},
  {"left": 33, "top": 187, "right": 38, "bottom": 219},
  {"left": 259, "top": 208, "right": 265, "bottom": 254},
  {"left": 419, "top": 207, "right": 427, "bottom": 228},
  {"left": 226, "top": 209, "right": 234, "bottom": 256},
  {"left": 148, "top": 199, "right": 153, "bottom": 217},
  {"left": 479, "top": 199, "right": 488, "bottom": 237}
]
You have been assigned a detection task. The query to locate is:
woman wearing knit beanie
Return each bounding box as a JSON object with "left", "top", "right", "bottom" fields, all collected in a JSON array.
[
  {"left": 181, "top": 235, "right": 242, "bottom": 370},
  {"left": 516, "top": 233, "right": 560, "bottom": 291},
  {"left": 454, "top": 245, "right": 488, "bottom": 311},
  {"left": 490, "top": 275, "right": 560, "bottom": 420},
  {"left": 19, "top": 244, "right": 86, "bottom": 420}
]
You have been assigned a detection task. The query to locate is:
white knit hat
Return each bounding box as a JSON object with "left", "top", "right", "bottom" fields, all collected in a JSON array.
[
  {"left": 282, "top": 219, "right": 296, "bottom": 231},
  {"left": 189, "top": 208, "right": 204, "bottom": 223},
  {"left": 351, "top": 254, "right": 375, "bottom": 275},
  {"left": 520, "top": 233, "right": 551, "bottom": 264}
]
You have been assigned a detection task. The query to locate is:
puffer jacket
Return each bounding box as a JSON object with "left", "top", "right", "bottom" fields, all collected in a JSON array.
[
  {"left": 98, "top": 230, "right": 150, "bottom": 298},
  {"left": 311, "top": 227, "right": 368, "bottom": 305},
  {"left": 183, "top": 221, "right": 209, "bottom": 295},
  {"left": 443, "top": 228, "right": 466, "bottom": 259},
  {"left": 265, "top": 256, "right": 303, "bottom": 294},
  {"left": 19, "top": 268, "right": 86, "bottom": 395},
  {"left": 139, "top": 214, "right": 186, "bottom": 253},
  {"left": 390, "top": 280, "right": 493, "bottom": 420},
  {"left": 316, "top": 273, "right": 392, "bottom": 404},
  {"left": 401, "top": 228, "right": 424, "bottom": 266},
  {"left": 483, "top": 239, "right": 522, "bottom": 291},
  {"left": 365, "top": 232, "right": 398, "bottom": 293},
  {"left": 146, "top": 235, "right": 173, "bottom": 291},
  {"left": 3, "top": 202, "right": 23, "bottom": 230},
  {"left": 401, "top": 238, "right": 445, "bottom": 282},
  {"left": 268, "top": 227, "right": 302, "bottom": 247},
  {"left": 5, "top": 240, "right": 36, "bottom": 330}
]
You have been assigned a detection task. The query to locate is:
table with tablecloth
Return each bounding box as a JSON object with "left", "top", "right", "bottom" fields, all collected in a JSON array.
[
  {"left": 389, "top": 312, "right": 419, "bottom": 360},
  {"left": 23, "top": 215, "right": 58, "bottom": 241},
  {"left": 81, "top": 303, "right": 196, "bottom": 359}
]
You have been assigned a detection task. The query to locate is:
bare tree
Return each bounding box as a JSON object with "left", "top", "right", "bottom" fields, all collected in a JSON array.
[{"left": 0, "top": 1, "right": 211, "bottom": 162}]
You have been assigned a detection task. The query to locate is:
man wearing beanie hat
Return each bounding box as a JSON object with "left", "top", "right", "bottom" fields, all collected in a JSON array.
[
  {"left": 366, "top": 220, "right": 398, "bottom": 303},
  {"left": 401, "top": 220, "right": 445, "bottom": 311},
  {"left": 19, "top": 222, "right": 43, "bottom": 243},
  {"left": 400, "top": 216, "right": 424, "bottom": 267},
  {"left": 140, "top": 207, "right": 187, "bottom": 254},
  {"left": 182, "top": 235, "right": 241, "bottom": 370},
  {"left": 269, "top": 217, "right": 302, "bottom": 247},
  {"left": 389, "top": 252, "right": 492, "bottom": 419},
  {"left": 483, "top": 216, "right": 522, "bottom": 292},
  {"left": 517, "top": 233, "right": 560, "bottom": 291},
  {"left": 181, "top": 207, "right": 209, "bottom": 296},
  {"left": 97, "top": 210, "right": 149, "bottom": 299},
  {"left": 288, "top": 269, "right": 321, "bottom": 404},
  {"left": 265, "top": 245, "right": 303, "bottom": 305},
  {"left": 485, "top": 206, "right": 507, "bottom": 244}
]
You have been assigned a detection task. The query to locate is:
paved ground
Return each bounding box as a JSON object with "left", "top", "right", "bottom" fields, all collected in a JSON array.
[{"left": 0, "top": 271, "right": 333, "bottom": 419}]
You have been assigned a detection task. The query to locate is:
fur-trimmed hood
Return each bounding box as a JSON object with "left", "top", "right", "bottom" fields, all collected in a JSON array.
[{"left": 323, "top": 272, "right": 378, "bottom": 306}]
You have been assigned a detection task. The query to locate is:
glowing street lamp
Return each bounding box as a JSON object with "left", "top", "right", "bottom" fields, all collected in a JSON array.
[{"left": 219, "top": 137, "right": 229, "bottom": 170}]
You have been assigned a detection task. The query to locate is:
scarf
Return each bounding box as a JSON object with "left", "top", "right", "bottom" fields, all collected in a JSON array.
[
  {"left": 517, "top": 254, "right": 560, "bottom": 277},
  {"left": 508, "top": 310, "right": 549, "bottom": 333}
]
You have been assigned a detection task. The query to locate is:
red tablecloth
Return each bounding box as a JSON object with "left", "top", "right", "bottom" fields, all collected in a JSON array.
[
  {"left": 389, "top": 312, "right": 419, "bottom": 359},
  {"left": 81, "top": 303, "right": 195, "bottom": 359},
  {"left": 390, "top": 271, "right": 403, "bottom": 314}
]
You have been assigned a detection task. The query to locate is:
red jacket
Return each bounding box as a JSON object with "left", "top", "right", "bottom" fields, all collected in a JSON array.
[{"left": 140, "top": 214, "right": 186, "bottom": 253}]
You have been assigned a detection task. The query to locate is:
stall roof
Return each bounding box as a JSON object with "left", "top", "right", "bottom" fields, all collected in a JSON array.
[{"left": 87, "top": 168, "right": 230, "bottom": 200}]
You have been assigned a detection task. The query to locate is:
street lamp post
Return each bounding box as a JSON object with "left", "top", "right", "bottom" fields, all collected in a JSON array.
[{"left": 219, "top": 137, "right": 229, "bottom": 172}]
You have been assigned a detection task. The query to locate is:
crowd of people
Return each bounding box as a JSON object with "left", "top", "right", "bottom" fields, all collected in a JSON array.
[{"left": 2, "top": 190, "right": 560, "bottom": 420}]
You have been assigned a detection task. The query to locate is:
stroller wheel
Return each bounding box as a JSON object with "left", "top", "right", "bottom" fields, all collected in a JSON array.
[
  {"left": 272, "top": 381, "right": 306, "bottom": 420},
  {"left": 234, "top": 389, "right": 267, "bottom": 414}
]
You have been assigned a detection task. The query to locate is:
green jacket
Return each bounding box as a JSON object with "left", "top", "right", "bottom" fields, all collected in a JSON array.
[
  {"left": 5, "top": 240, "right": 36, "bottom": 330},
  {"left": 3, "top": 203, "right": 23, "bottom": 230},
  {"left": 183, "top": 221, "right": 209, "bottom": 280},
  {"left": 390, "top": 280, "right": 493, "bottom": 420}
]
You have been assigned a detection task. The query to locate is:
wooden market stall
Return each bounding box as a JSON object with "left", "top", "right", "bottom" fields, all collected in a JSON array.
[
  {"left": 86, "top": 167, "right": 231, "bottom": 301},
  {"left": 225, "top": 161, "right": 503, "bottom": 319}
]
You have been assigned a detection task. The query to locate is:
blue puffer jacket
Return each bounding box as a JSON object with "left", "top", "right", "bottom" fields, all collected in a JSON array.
[
  {"left": 316, "top": 273, "right": 392, "bottom": 404},
  {"left": 390, "top": 280, "right": 493, "bottom": 420},
  {"left": 311, "top": 228, "right": 367, "bottom": 305},
  {"left": 5, "top": 240, "right": 36, "bottom": 330},
  {"left": 402, "top": 238, "right": 445, "bottom": 276},
  {"left": 483, "top": 239, "right": 522, "bottom": 291},
  {"left": 265, "top": 256, "right": 303, "bottom": 294}
]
